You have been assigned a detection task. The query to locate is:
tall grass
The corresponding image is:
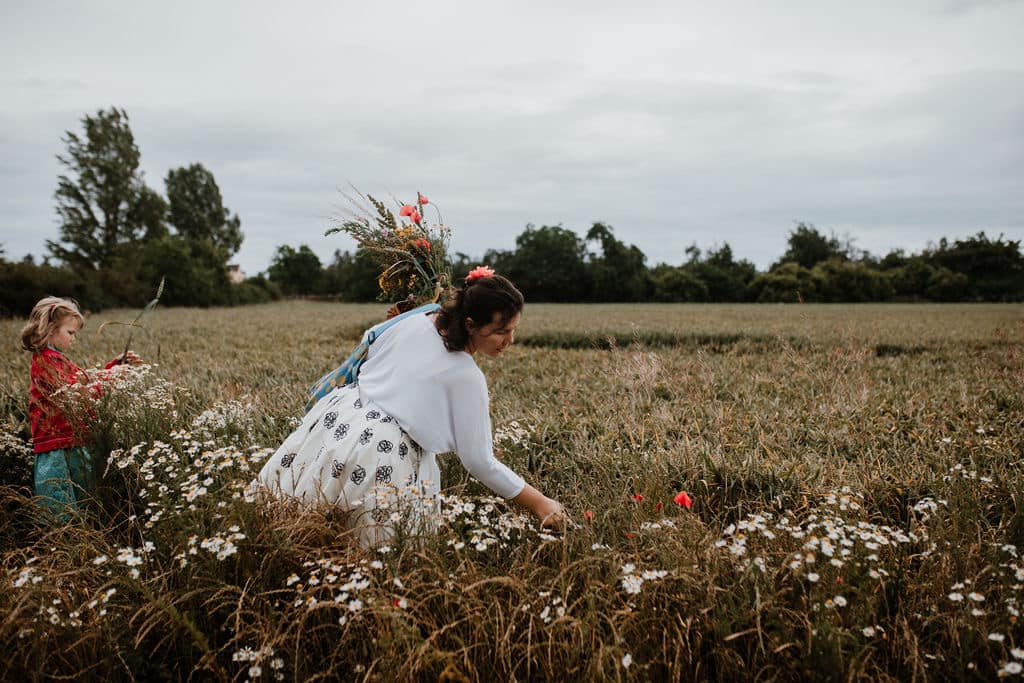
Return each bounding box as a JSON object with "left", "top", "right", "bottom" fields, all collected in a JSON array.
[{"left": 1, "top": 302, "right": 1022, "bottom": 680}]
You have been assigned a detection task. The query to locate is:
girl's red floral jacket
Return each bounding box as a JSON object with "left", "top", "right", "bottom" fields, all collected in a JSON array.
[{"left": 30, "top": 348, "right": 121, "bottom": 454}]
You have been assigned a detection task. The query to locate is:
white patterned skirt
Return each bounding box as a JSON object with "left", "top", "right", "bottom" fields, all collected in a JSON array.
[{"left": 256, "top": 383, "right": 441, "bottom": 547}]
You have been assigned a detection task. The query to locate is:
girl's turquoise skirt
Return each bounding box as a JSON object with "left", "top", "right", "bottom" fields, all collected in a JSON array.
[{"left": 33, "top": 446, "right": 92, "bottom": 521}]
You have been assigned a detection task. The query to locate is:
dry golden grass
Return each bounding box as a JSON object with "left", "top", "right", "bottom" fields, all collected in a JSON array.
[{"left": 0, "top": 301, "right": 1022, "bottom": 681}]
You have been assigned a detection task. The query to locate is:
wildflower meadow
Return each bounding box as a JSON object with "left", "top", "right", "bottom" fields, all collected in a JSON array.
[{"left": 1, "top": 301, "right": 1022, "bottom": 681}]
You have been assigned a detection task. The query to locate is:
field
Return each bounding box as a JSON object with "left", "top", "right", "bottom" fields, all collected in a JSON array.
[{"left": 1, "top": 301, "right": 1023, "bottom": 681}]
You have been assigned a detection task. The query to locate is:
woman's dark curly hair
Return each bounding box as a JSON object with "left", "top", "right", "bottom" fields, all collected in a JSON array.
[{"left": 435, "top": 274, "right": 524, "bottom": 352}]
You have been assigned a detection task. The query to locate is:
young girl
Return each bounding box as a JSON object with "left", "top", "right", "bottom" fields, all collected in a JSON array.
[
  {"left": 20, "top": 296, "right": 141, "bottom": 520},
  {"left": 257, "top": 270, "right": 566, "bottom": 546}
]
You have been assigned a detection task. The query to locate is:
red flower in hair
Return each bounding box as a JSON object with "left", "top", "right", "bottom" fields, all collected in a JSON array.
[
  {"left": 399, "top": 204, "right": 415, "bottom": 217},
  {"left": 465, "top": 266, "right": 495, "bottom": 282},
  {"left": 673, "top": 491, "right": 693, "bottom": 509}
]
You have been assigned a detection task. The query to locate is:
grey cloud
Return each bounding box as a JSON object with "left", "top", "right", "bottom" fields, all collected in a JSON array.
[
  {"left": 938, "top": 0, "right": 1023, "bottom": 15},
  {"left": 2, "top": 3, "right": 1021, "bottom": 275}
]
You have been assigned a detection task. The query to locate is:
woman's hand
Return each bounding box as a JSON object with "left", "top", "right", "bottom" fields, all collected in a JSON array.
[
  {"left": 513, "top": 483, "right": 569, "bottom": 532},
  {"left": 122, "top": 351, "right": 143, "bottom": 365},
  {"left": 536, "top": 497, "right": 569, "bottom": 531}
]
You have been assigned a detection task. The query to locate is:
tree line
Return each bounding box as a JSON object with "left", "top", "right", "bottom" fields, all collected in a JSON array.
[
  {"left": 1, "top": 107, "right": 1022, "bottom": 316},
  {"left": 267, "top": 223, "right": 1023, "bottom": 305}
]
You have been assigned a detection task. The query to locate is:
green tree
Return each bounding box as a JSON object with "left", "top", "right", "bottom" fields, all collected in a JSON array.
[
  {"left": 682, "top": 243, "right": 757, "bottom": 302},
  {"left": 268, "top": 245, "right": 323, "bottom": 296},
  {"left": 649, "top": 264, "right": 708, "bottom": 302},
  {"left": 481, "top": 248, "right": 516, "bottom": 277},
  {"left": 925, "top": 266, "right": 971, "bottom": 301},
  {"left": 773, "top": 222, "right": 846, "bottom": 270},
  {"left": 0, "top": 259, "right": 88, "bottom": 317},
  {"left": 926, "top": 232, "right": 1024, "bottom": 301},
  {"left": 449, "top": 251, "right": 478, "bottom": 282},
  {"left": 584, "top": 222, "right": 649, "bottom": 301},
  {"left": 141, "top": 236, "right": 232, "bottom": 307},
  {"left": 751, "top": 262, "right": 820, "bottom": 302},
  {"left": 165, "top": 163, "right": 243, "bottom": 258},
  {"left": 48, "top": 107, "right": 166, "bottom": 272},
  {"left": 810, "top": 258, "right": 894, "bottom": 302},
  {"left": 503, "top": 224, "right": 588, "bottom": 302},
  {"left": 321, "top": 249, "right": 379, "bottom": 301},
  {"left": 230, "top": 274, "right": 281, "bottom": 305}
]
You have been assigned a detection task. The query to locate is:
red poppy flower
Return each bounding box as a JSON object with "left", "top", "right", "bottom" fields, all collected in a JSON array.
[
  {"left": 393, "top": 598, "right": 401, "bottom": 607},
  {"left": 584, "top": 510, "right": 594, "bottom": 521},
  {"left": 414, "top": 238, "right": 431, "bottom": 252},
  {"left": 418, "top": 193, "right": 429, "bottom": 205},
  {"left": 399, "top": 204, "right": 415, "bottom": 217},
  {"left": 624, "top": 532, "right": 635, "bottom": 539},
  {"left": 673, "top": 491, "right": 693, "bottom": 509},
  {"left": 411, "top": 210, "right": 422, "bottom": 225},
  {"left": 654, "top": 501, "right": 663, "bottom": 512},
  {"left": 465, "top": 265, "right": 495, "bottom": 282},
  {"left": 631, "top": 493, "right": 644, "bottom": 502}
]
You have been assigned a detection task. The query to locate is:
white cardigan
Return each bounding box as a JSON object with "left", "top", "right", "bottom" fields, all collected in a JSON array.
[{"left": 357, "top": 311, "right": 526, "bottom": 499}]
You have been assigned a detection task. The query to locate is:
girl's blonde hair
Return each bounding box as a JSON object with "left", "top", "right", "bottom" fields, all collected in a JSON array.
[{"left": 20, "top": 297, "right": 85, "bottom": 353}]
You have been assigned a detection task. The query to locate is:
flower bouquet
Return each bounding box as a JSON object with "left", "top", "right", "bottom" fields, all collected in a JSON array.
[{"left": 327, "top": 189, "right": 452, "bottom": 307}]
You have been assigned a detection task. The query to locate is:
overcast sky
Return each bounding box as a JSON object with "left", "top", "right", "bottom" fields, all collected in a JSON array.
[{"left": 2, "top": 0, "right": 1022, "bottom": 276}]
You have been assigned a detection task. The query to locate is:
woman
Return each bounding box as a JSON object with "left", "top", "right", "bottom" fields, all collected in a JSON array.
[{"left": 257, "top": 269, "right": 566, "bottom": 546}]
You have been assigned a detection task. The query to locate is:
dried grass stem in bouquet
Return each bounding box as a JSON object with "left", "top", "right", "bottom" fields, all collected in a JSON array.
[{"left": 327, "top": 188, "right": 452, "bottom": 307}]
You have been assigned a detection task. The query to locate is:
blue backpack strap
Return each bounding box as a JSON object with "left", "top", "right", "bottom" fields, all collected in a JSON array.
[
  {"left": 304, "top": 303, "right": 441, "bottom": 412},
  {"left": 366, "top": 303, "right": 441, "bottom": 342}
]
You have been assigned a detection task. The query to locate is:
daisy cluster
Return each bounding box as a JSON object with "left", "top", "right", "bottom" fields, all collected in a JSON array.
[
  {"left": 110, "top": 436, "right": 271, "bottom": 529},
  {"left": 8, "top": 554, "right": 119, "bottom": 637},
  {"left": 943, "top": 461, "right": 996, "bottom": 485},
  {"left": 0, "top": 426, "right": 35, "bottom": 488},
  {"left": 284, "top": 552, "right": 407, "bottom": 626},
  {"left": 521, "top": 590, "right": 567, "bottom": 624},
  {"left": 0, "top": 426, "right": 33, "bottom": 459},
  {"left": 173, "top": 526, "right": 247, "bottom": 567},
  {"left": 639, "top": 519, "right": 678, "bottom": 533},
  {"left": 438, "top": 495, "right": 537, "bottom": 552},
  {"left": 715, "top": 488, "right": 930, "bottom": 607},
  {"left": 619, "top": 563, "right": 669, "bottom": 596},
  {"left": 945, "top": 543, "right": 1024, "bottom": 675},
  {"left": 12, "top": 562, "right": 43, "bottom": 589},
  {"left": 108, "top": 543, "right": 155, "bottom": 579},
  {"left": 232, "top": 645, "right": 285, "bottom": 681},
  {"left": 494, "top": 421, "right": 531, "bottom": 447},
  {"left": 190, "top": 398, "right": 266, "bottom": 443},
  {"left": 351, "top": 481, "right": 443, "bottom": 534},
  {"left": 103, "top": 363, "right": 182, "bottom": 416}
]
